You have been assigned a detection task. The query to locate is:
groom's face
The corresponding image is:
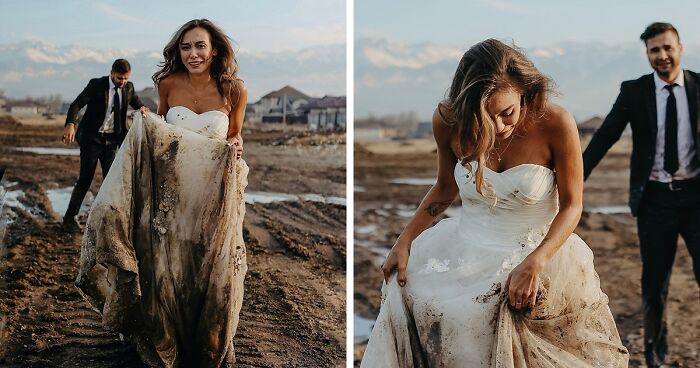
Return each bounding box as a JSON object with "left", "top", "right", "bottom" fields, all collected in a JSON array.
[
  {"left": 111, "top": 71, "right": 130, "bottom": 88},
  {"left": 645, "top": 30, "right": 683, "bottom": 78}
]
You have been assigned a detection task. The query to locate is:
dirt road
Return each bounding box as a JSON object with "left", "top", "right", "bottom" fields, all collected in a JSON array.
[{"left": 0, "top": 116, "right": 347, "bottom": 367}]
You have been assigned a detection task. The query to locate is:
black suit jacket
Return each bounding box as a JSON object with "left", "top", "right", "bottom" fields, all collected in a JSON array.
[
  {"left": 65, "top": 76, "right": 144, "bottom": 146},
  {"left": 583, "top": 70, "right": 700, "bottom": 216}
]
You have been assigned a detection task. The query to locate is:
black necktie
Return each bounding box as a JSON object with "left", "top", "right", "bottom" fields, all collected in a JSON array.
[
  {"left": 664, "top": 83, "right": 679, "bottom": 175},
  {"left": 113, "top": 87, "right": 121, "bottom": 133}
]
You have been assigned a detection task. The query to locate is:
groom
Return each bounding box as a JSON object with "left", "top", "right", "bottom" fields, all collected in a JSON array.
[
  {"left": 583, "top": 23, "right": 700, "bottom": 367},
  {"left": 62, "top": 59, "right": 147, "bottom": 231}
]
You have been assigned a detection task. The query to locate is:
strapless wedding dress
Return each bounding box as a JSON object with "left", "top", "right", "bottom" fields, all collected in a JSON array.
[
  {"left": 76, "top": 106, "right": 248, "bottom": 367},
  {"left": 361, "top": 163, "right": 629, "bottom": 367}
]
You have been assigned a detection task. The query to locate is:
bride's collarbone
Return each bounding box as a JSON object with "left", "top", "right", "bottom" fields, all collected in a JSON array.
[{"left": 450, "top": 141, "right": 552, "bottom": 173}]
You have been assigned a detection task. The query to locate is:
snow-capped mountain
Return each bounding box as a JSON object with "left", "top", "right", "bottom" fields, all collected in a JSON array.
[
  {"left": 0, "top": 40, "right": 346, "bottom": 102},
  {"left": 356, "top": 37, "right": 700, "bottom": 121}
]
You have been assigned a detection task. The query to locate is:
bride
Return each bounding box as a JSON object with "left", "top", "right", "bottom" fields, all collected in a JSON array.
[
  {"left": 361, "top": 39, "right": 629, "bottom": 367},
  {"left": 75, "top": 19, "right": 248, "bottom": 367}
]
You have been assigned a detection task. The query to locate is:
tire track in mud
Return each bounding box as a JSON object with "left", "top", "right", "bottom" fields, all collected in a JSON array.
[{"left": 0, "top": 215, "right": 143, "bottom": 367}]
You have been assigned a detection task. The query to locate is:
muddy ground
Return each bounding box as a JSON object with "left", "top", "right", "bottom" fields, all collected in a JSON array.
[
  {"left": 0, "top": 115, "right": 346, "bottom": 367},
  {"left": 353, "top": 135, "right": 700, "bottom": 367}
]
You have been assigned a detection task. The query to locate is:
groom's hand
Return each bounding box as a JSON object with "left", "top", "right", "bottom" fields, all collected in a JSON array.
[
  {"left": 139, "top": 106, "right": 149, "bottom": 117},
  {"left": 62, "top": 123, "right": 76, "bottom": 145}
]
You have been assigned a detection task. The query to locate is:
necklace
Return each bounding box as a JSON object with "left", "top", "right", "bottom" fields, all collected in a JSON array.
[
  {"left": 492, "top": 132, "right": 517, "bottom": 162},
  {"left": 186, "top": 76, "right": 211, "bottom": 105}
]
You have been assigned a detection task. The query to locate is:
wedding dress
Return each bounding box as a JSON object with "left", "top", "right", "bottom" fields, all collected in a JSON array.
[
  {"left": 76, "top": 107, "right": 248, "bottom": 367},
  {"left": 361, "top": 162, "right": 629, "bottom": 367}
]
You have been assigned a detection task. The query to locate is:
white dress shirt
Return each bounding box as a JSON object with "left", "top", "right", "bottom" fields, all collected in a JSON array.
[
  {"left": 649, "top": 71, "right": 700, "bottom": 181},
  {"left": 99, "top": 76, "right": 123, "bottom": 134}
]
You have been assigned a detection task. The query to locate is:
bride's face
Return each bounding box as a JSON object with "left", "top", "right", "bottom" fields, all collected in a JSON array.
[
  {"left": 180, "top": 27, "right": 218, "bottom": 75},
  {"left": 486, "top": 87, "right": 524, "bottom": 140}
]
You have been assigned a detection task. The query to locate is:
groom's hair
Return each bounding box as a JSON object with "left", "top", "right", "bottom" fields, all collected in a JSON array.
[
  {"left": 640, "top": 22, "right": 680, "bottom": 44},
  {"left": 111, "top": 59, "right": 131, "bottom": 74}
]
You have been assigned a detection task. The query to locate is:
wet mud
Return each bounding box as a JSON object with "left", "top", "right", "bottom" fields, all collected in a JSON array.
[
  {"left": 0, "top": 116, "right": 346, "bottom": 367},
  {"left": 353, "top": 135, "right": 699, "bottom": 367}
]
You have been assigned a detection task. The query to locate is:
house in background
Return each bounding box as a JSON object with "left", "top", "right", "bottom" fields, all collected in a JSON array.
[
  {"left": 408, "top": 121, "right": 432, "bottom": 139},
  {"left": 577, "top": 116, "right": 604, "bottom": 134},
  {"left": 246, "top": 85, "right": 346, "bottom": 129},
  {"left": 5, "top": 100, "right": 47, "bottom": 116},
  {"left": 303, "top": 96, "right": 346, "bottom": 130},
  {"left": 246, "top": 85, "right": 310, "bottom": 124}
]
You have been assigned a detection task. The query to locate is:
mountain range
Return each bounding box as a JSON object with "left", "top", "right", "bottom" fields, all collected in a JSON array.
[
  {"left": 0, "top": 40, "right": 345, "bottom": 103},
  {"left": 356, "top": 37, "right": 700, "bottom": 121}
]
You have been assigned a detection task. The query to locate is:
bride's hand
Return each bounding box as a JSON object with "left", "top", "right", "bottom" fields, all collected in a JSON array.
[
  {"left": 504, "top": 253, "right": 546, "bottom": 310},
  {"left": 228, "top": 134, "right": 243, "bottom": 159},
  {"left": 381, "top": 238, "right": 411, "bottom": 287}
]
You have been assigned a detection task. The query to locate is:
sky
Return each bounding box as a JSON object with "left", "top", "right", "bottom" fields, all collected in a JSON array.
[
  {"left": 0, "top": 0, "right": 346, "bottom": 101},
  {"left": 1, "top": 0, "right": 346, "bottom": 52},
  {"left": 354, "top": 0, "right": 700, "bottom": 120},
  {"left": 355, "top": 0, "right": 700, "bottom": 48}
]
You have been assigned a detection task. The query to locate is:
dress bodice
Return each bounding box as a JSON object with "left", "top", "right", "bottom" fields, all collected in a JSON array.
[
  {"left": 453, "top": 162, "right": 558, "bottom": 246},
  {"left": 165, "top": 106, "right": 229, "bottom": 140}
]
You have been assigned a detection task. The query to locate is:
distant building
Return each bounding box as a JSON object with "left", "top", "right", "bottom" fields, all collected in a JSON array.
[
  {"left": 408, "top": 121, "right": 432, "bottom": 139},
  {"left": 247, "top": 85, "right": 310, "bottom": 124},
  {"left": 303, "top": 96, "right": 346, "bottom": 130},
  {"left": 6, "top": 100, "right": 46, "bottom": 116},
  {"left": 354, "top": 118, "right": 402, "bottom": 142},
  {"left": 578, "top": 116, "right": 604, "bottom": 133}
]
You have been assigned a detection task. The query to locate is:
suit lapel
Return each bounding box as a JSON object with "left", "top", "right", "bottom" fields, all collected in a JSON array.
[
  {"left": 104, "top": 76, "right": 110, "bottom": 110},
  {"left": 684, "top": 70, "right": 699, "bottom": 139},
  {"left": 123, "top": 84, "right": 129, "bottom": 113},
  {"left": 643, "top": 73, "right": 657, "bottom": 138}
]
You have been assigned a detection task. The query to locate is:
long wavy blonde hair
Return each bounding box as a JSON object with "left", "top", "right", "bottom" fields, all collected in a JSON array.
[{"left": 439, "top": 39, "right": 554, "bottom": 195}]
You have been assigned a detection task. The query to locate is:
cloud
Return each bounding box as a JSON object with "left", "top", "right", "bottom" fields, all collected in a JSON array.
[
  {"left": 477, "top": 0, "right": 529, "bottom": 14},
  {"left": 94, "top": 3, "right": 148, "bottom": 25},
  {"left": 363, "top": 42, "right": 462, "bottom": 69},
  {"left": 0, "top": 71, "right": 24, "bottom": 82},
  {"left": 530, "top": 47, "right": 565, "bottom": 58},
  {"left": 287, "top": 23, "right": 346, "bottom": 47},
  {"left": 25, "top": 45, "right": 139, "bottom": 64}
]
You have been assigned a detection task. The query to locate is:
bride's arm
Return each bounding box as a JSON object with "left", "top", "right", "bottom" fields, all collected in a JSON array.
[
  {"left": 156, "top": 77, "right": 172, "bottom": 116},
  {"left": 381, "top": 106, "right": 459, "bottom": 286},
  {"left": 227, "top": 81, "right": 247, "bottom": 160},
  {"left": 505, "top": 104, "right": 583, "bottom": 309},
  {"left": 227, "top": 81, "right": 247, "bottom": 142}
]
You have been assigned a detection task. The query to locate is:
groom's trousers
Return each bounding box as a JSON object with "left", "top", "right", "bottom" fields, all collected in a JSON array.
[
  {"left": 64, "top": 133, "right": 119, "bottom": 219},
  {"left": 637, "top": 179, "right": 700, "bottom": 367}
]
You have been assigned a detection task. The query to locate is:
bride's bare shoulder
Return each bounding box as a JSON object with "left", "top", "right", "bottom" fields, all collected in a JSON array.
[
  {"left": 538, "top": 103, "right": 577, "bottom": 138},
  {"left": 157, "top": 74, "right": 182, "bottom": 96},
  {"left": 432, "top": 103, "right": 457, "bottom": 142}
]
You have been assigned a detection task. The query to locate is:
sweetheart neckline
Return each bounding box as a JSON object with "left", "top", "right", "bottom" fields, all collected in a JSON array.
[
  {"left": 456, "top": 161, "right": 554, "bottom": 175},
  {"left": 168, "top": 105, "right": 228, "bottom": 119}
]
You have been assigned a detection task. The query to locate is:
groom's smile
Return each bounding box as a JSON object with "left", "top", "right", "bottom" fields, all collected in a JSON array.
[{"left": 645, "top": 29, "right": 683, "bottom": 80}]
